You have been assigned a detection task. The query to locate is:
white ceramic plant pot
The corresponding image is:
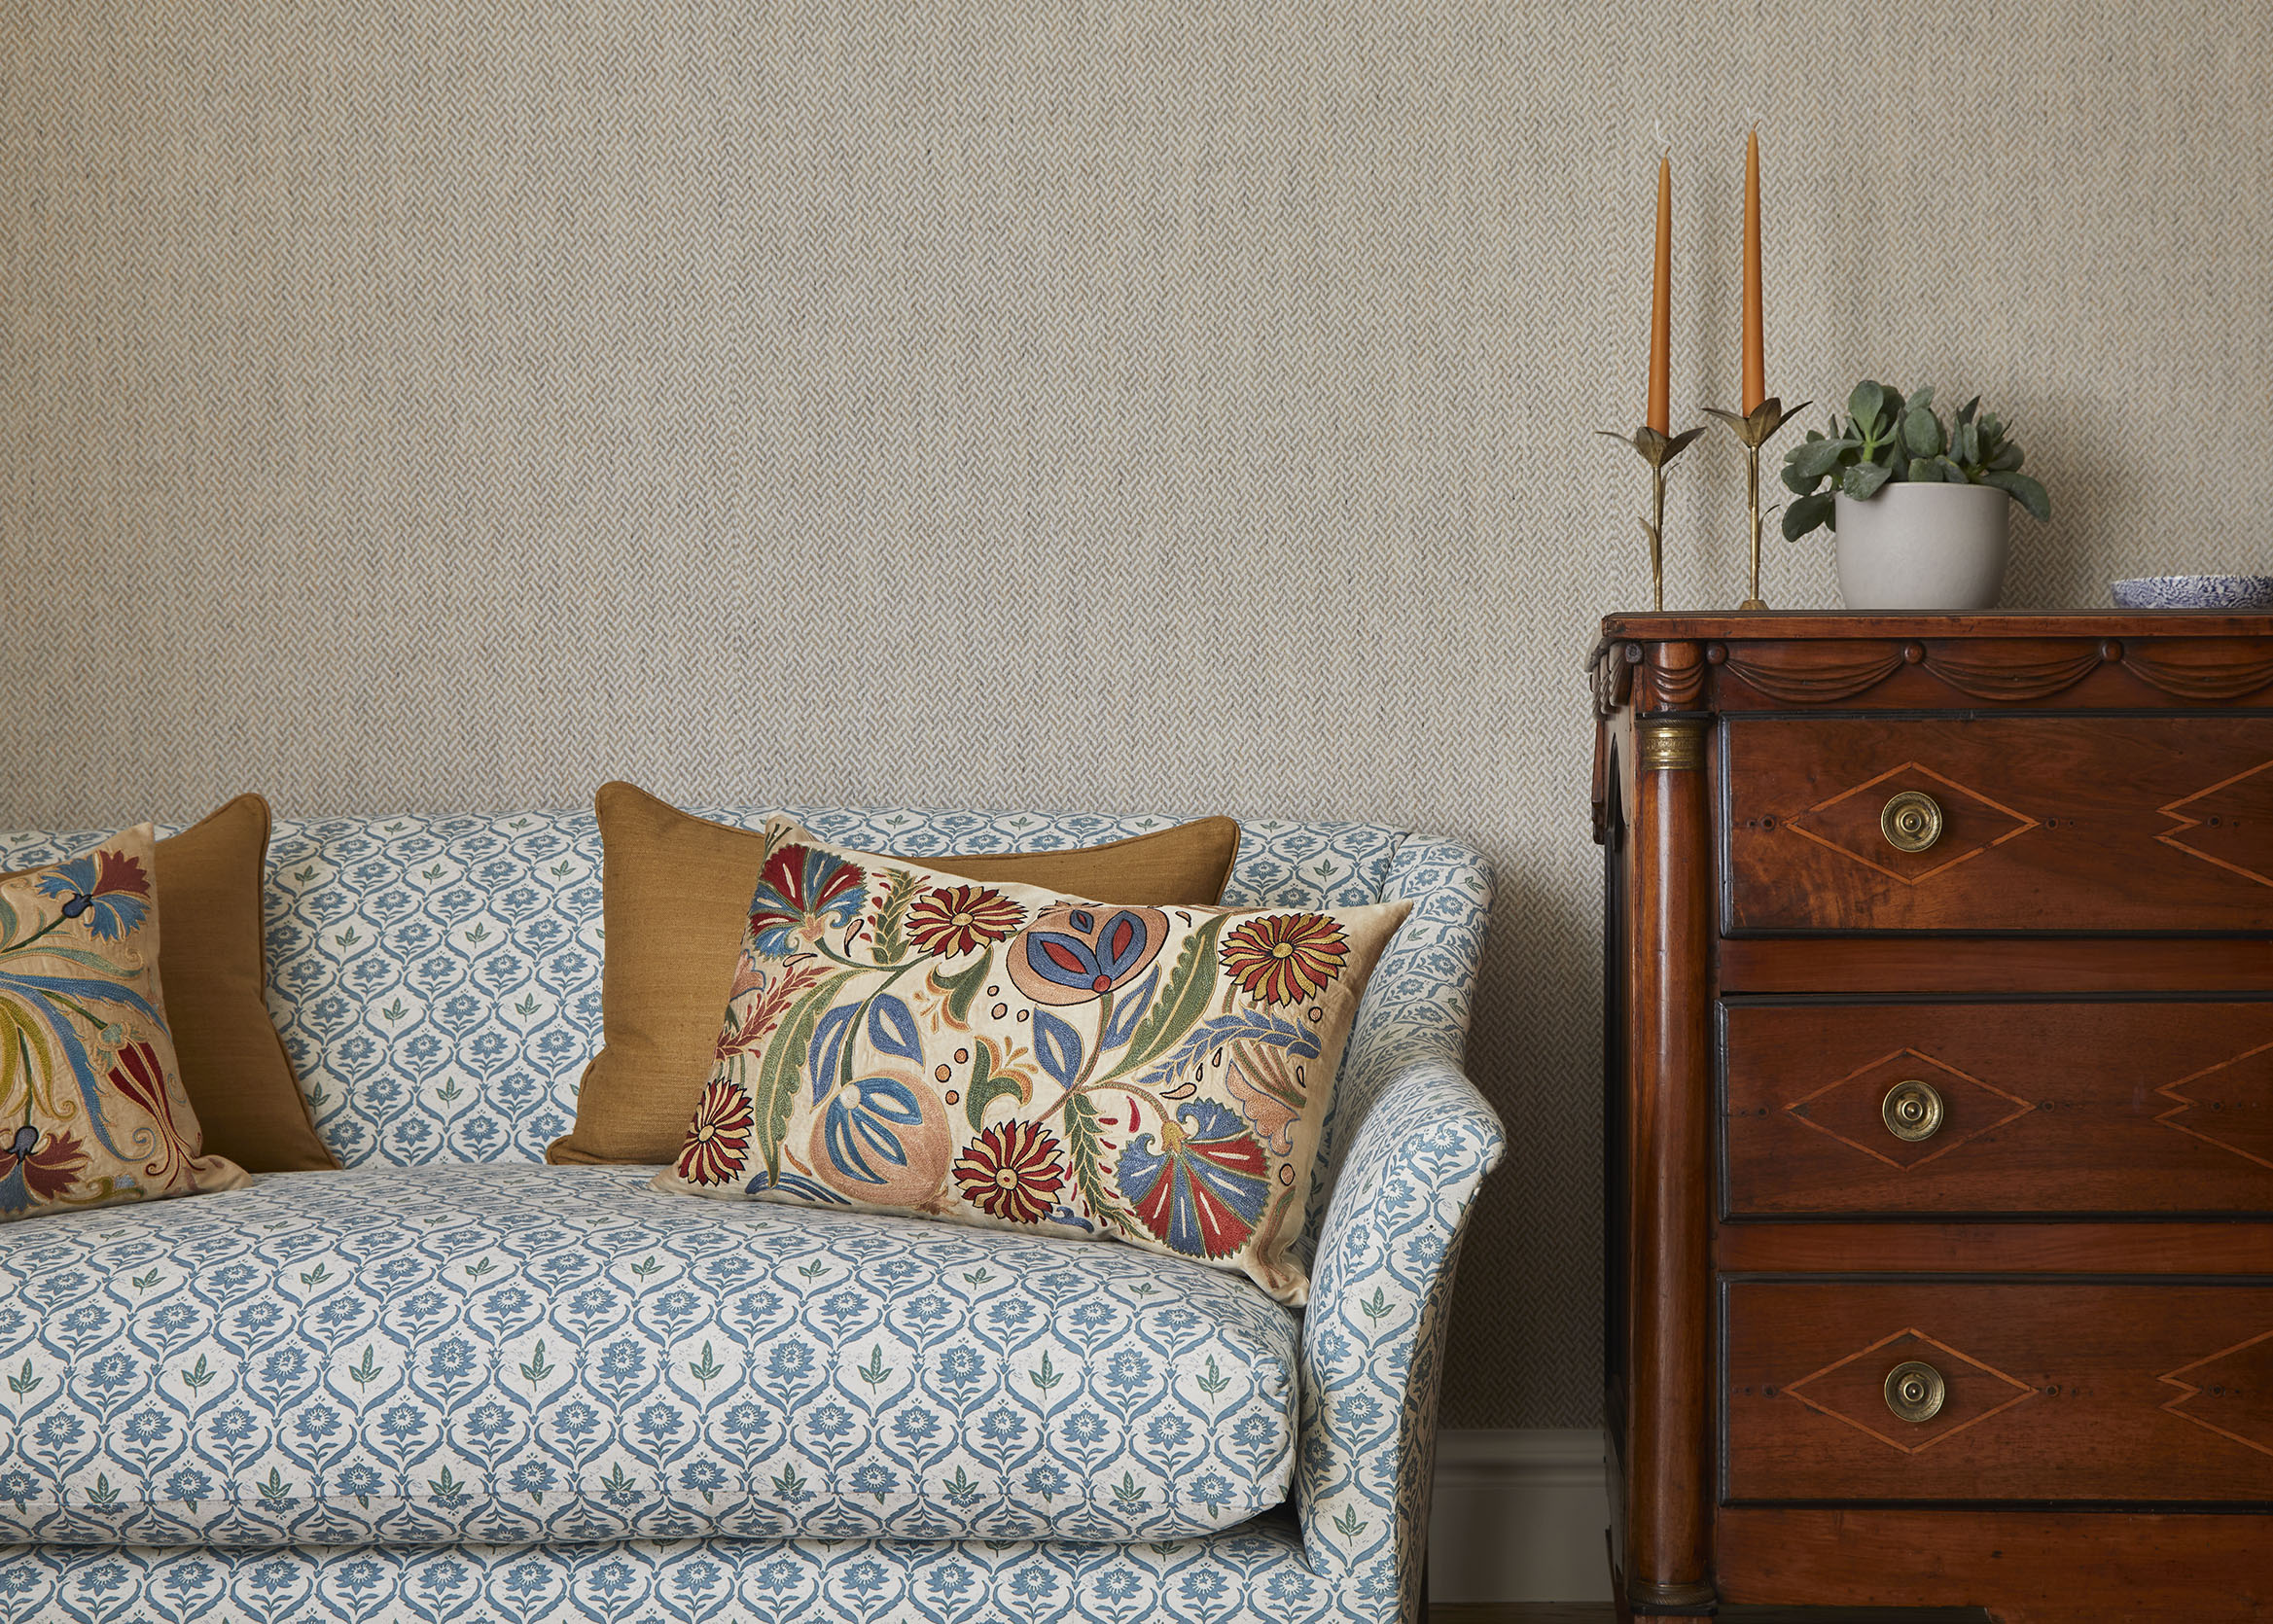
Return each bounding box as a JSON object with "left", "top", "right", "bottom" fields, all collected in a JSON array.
[{"left": 1833, "top": 482, "right": 2010, "bottom": 611}]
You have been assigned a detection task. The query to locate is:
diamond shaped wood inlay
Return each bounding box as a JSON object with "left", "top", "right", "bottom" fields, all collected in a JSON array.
[
  {"left": 2159, "top": 1328, "right": 2273, "bottom": 1459},
  {"left": 2158, "top": 1041, "right": 2273, "bottom": 1171},
  {"left": 1783, "top": 760, "right": 2039, "bottom": 885},
  {"left": 2158, "top": 759, "right": 2273, "bottom": 888},
  {"left": 1785, "top": 1327, "right": 2038, "bottom": 1455},
  {"left": 1786, "top": 1047, "right": 2036, "bottom": 1170}
]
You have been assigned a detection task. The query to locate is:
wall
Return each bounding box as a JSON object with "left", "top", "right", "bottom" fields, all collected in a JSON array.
[{"left": 6, "top": 1, "right": 2268, "bottom": 1433}]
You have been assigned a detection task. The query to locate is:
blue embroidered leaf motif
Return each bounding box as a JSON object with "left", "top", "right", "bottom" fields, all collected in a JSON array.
[
  {"left": 822, "top": 1075, "right": 924, "bottom": 1184},
  {"left": 1099, "top": 969, "right": 1156, "bottom": 1052},
  {"left": 808, "top": 1004, "right": 860, "bottom": 1103},
  {"left": 1030, "top": 1009, "right": 1084, "bottom": 1090},
  {"left": 866, "top": 995, "right": 922, "bottom": 1063},
  {"left": 744, "top": 1168, "right": 848, "bottom": 1205}
]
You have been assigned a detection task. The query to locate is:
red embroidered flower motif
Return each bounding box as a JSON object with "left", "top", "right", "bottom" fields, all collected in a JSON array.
[
  {"left": 951, "top": 1120, "right": 1068, "bottom": 1225},
  {"left": 34, "top": 848, "right": 153, "bottom": 940},
  {"left": 1114, "top": 1100, "right": 1268, "bottom": 1258},
  {"left": 746, "top": 844, "right": 867, "bottom": 956},
  {"left": 675, "top": 1078, "right": 755, "bottom": 1186},
  {"left": 0, "top": 1123, "right": 89, "bottom": 1213},
  {"left": 905, "top": 885, "right": 1024, "bottom": 959},
  {"left": 1219, "top": 913, "right": 1350, "bottom": 1006}
]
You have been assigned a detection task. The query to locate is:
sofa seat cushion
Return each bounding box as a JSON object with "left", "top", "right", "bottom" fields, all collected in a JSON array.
[{"left": 0, "top": 1164, "right": 1297, "bottom": 1549}]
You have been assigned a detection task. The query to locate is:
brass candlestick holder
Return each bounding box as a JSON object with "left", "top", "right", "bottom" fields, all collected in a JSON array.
[
  {"left": 1701, "top": 396, "right": 1807, "bottom": 611},
  {"left": 1597, "top": 423, "right": 1704, "bottom": 611}
]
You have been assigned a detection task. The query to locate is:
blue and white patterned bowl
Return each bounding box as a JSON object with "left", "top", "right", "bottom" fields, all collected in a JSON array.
[{"left": 2111, "top": 575, "right": 2273, "bottom": 609}]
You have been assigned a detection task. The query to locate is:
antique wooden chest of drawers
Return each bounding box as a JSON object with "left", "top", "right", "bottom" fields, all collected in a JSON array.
[{"left": 1592, "top": 614, "right": 2273, "bottom": 1624}]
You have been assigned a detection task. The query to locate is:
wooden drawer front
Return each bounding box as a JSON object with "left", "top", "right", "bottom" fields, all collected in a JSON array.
[
  {"left": 1723, "top": 715, "right": 2273, "bottom": 933},
  {"left": 1723, "top": 1000, "right": 2273, "bottom": 1217},
  {"left": 1725, "top": 1281, "right": 2273, "bottom": 1504}
]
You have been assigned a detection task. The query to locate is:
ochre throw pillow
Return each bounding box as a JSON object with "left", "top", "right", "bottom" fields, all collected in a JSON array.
[
  {"left": 649, "top": 820, "right": 1405, "bottom": 1304},
  {"left": 0, "top": 826, "right": 251, "bottom": 1220},
  {"left": 548, "top": 783, "right": 1242, "bottom": 1167},
  {"left": 154, "top": 796, "right": 338, "bottom": 1173}
]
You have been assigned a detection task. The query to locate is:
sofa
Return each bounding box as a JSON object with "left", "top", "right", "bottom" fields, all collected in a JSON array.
[{"left": 0, "top": 804, "right": 1504, "bottom": 1624}]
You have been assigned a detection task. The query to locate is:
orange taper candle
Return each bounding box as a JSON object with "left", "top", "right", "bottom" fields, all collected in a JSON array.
[
  {"left": 1742, "top": 126, "right": 1764, "bottom": 414},
  {"left": 1648, "top": 152, "right": 1671, "bottom": 435}
]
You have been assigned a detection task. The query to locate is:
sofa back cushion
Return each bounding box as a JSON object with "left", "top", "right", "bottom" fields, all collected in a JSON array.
[{"left": 5, "top": 807, "right": 1410, "bottom": 1168}]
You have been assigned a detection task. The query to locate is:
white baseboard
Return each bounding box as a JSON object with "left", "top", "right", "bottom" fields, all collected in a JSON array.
[{"left": 1429, "top": 1428, "right": 1611, "bottom": 1603}]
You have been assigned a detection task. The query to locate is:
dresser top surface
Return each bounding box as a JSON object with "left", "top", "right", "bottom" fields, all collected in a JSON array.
[{"left": 1597, "top": 609, "right": 2273, "bottom": 649}]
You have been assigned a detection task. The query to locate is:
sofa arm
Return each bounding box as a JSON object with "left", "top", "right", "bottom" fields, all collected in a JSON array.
[{"left": 1296, "top": 1050, "right": 1506, "bottom": 1619}]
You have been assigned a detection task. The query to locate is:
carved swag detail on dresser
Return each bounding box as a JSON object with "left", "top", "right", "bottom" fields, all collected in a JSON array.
[{"left": 1593, "top": 613, "right": 2273, "bottom": 1624}]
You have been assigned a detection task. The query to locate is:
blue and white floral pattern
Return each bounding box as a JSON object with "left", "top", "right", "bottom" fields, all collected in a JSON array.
[
  {"left": 0, "top": 1165, "right": 1294, "bottom": 1548},
  {"left": 0, "top": 806, "right": 1501, "bottom": 1624}
]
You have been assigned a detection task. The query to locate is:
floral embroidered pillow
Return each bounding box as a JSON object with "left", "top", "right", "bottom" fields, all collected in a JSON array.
[
  {"left": 0, "top": 826, "right": 251, "bottom": 1221},
  {"left": 652, "top": 820, "right": 1407, "bottom": 1303}
]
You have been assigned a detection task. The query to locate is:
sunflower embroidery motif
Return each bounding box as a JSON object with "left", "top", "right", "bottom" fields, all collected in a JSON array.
[
  {"left": 675, "top": 1078, "right": 755, "bottom": 1186},
  {"left": 1218, "top": 912, "right": 1350, "bottom": 1006},
  {"left": 905, "top": 885, "right": 1025, "bottom": 959},
  {"left": 951, "top": 1120, "right": 1069, "bottom": 1224}
]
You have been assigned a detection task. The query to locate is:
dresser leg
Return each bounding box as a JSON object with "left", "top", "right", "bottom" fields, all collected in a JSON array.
[{"left": 1619, "top": 709, "right": 1717, "bottom": 1612}]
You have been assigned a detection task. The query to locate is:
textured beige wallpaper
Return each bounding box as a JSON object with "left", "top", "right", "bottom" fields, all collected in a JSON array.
[{"left": 5, "top": 1, "right": 2267, "bottom": 1429}]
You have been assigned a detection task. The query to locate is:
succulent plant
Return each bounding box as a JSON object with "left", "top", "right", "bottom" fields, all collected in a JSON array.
[{"left": 1780, "top": 380, "right": 2051, "bottom": 541}]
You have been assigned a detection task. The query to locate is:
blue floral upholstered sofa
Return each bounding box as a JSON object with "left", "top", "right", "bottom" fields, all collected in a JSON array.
[{"left": 0, "top": 805, "right": 1504, "bottom": 1624}]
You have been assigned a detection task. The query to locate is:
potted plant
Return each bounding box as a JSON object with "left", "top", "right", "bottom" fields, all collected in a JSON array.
[{"left": 1781, "top": 381, "right": 2051, "bottom": 611}]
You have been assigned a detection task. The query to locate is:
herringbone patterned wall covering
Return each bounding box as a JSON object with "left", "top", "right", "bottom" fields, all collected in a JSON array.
[{"left": 5, "top": 2, "right": 2267, "bottom": 1429}]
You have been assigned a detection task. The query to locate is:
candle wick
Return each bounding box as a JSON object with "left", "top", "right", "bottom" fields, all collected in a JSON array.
[{"left": 1654, "top": 118, "right": 1666, "bottom": 155}]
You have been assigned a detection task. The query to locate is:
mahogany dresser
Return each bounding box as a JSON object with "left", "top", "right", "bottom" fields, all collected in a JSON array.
[{"left": 1592, "top": 613, "right": 2273, "bottom": 1624}]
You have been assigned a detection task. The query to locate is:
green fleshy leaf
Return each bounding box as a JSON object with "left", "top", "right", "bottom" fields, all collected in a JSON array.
[
  {"left": 1842, "top": 460, "right": 1894, "bottom": 500},
  {"left": 1791, "top": 437, "right": 1853, "bottom": 481},
  {"left": 1983, "top": 470, "right": 2052, "bottom": 521},
  {"left": 1782, "top": 490, "right": 1836, "bottom": 541},
  {"left": 1901, "top": 406, "right": 1944, "bottom": 458},
  {"left": 1847, "top": 379, "right": 1886, "bottom": 425}
]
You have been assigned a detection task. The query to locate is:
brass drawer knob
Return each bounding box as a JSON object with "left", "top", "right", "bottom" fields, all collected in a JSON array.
[
  {"left": 1882, "top": 1078, "right": 1945, "bottom": 1143},
  {"left": 1880, "top": 790, "right": 1944, "bottom": 853},
  {"left": 1885, "top": 1359, "right": 1947, "bottom": 1425}
]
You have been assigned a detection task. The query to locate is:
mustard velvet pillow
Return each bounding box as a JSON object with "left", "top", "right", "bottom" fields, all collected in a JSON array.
[
  {"left": 650, "top": 820, "right": 1406, "bottom": 1305},
  {"left": 0, "top": 826, "right": 251, "bottom": 1220},
  {"left": 153, "top": 795, "right": 337, "bottom": 1173},
  {"left": 549, "top": 783, "right": 1242, "bottom": 1166}
]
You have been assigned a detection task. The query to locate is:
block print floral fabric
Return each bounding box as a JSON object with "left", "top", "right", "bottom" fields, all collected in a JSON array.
[
  {"left": 653, "top": 822, "right": 1406, "bottom": 1304},
  {"left": 0, "top": 827, "right": 248, "bottom": 1222}
]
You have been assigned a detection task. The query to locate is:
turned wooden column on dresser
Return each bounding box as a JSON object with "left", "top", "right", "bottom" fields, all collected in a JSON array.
[{"left": 1593, "top": 613, "right": 2273, "bottom": 1624}]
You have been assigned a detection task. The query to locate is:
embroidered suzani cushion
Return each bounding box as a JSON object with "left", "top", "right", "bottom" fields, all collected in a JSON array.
[
  {"left": 0, "top": 826, "right": 250, "bottom": 1221},
  {"left": 652, "top": 821, "right": 1407, "bottom": 1303}
]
